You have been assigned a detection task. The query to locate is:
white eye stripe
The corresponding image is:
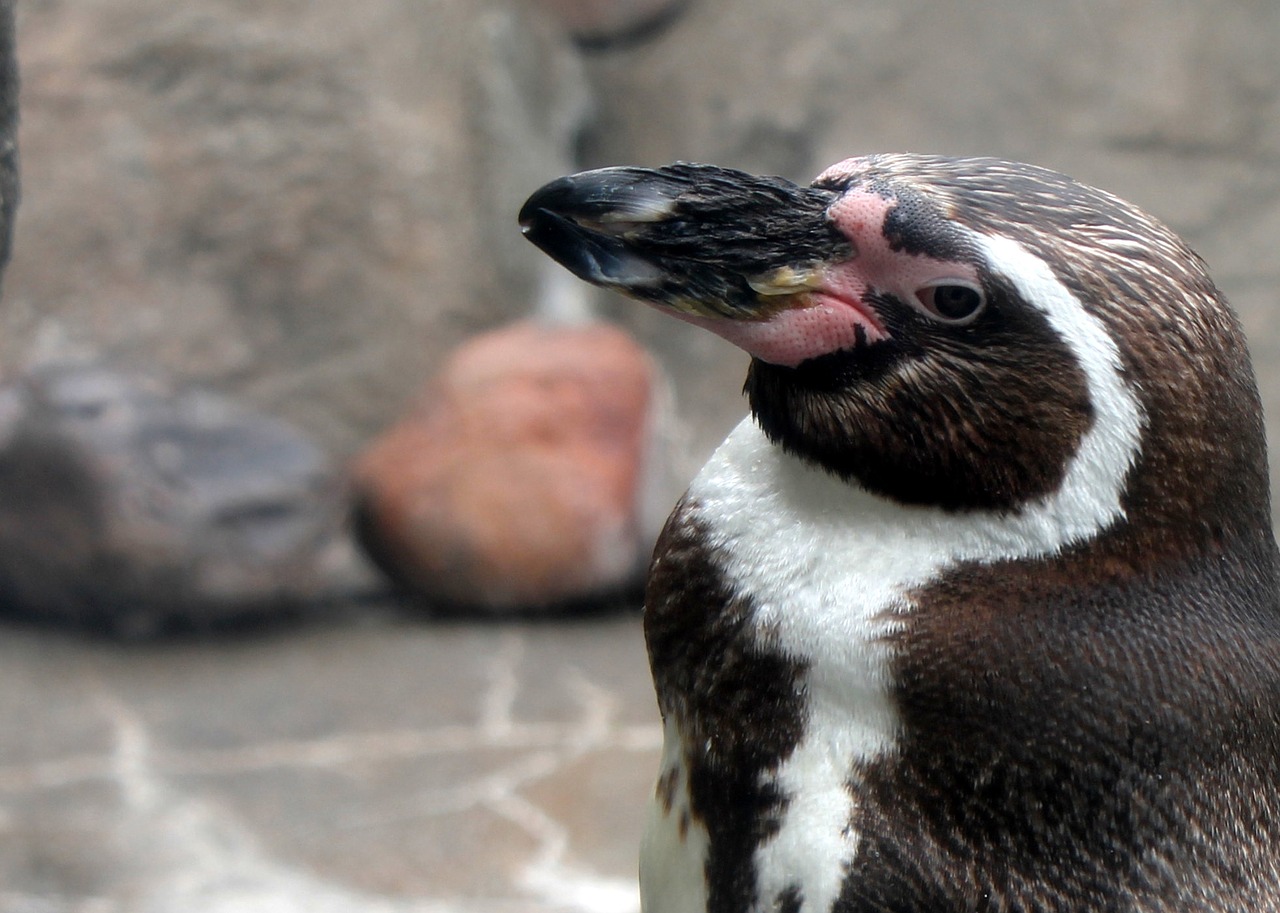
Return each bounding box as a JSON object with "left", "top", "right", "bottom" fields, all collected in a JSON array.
[{"left": 972, "top": 231, "right": 1146, "bottom": 551}]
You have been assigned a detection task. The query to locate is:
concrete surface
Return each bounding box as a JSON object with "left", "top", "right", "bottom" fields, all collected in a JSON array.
[{"left": 0, "top": 609, "right": 660, "bottom": 913}]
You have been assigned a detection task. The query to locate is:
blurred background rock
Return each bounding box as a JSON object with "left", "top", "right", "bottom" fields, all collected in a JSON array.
[
  {"left": 11, "top": 0, "right": 588, "bottom": 457},
  {"left": 352, "top": 320, "right": 668, "bottom": 615},
  {"left": 6, "top": 0, "right": 1280, "bottom": 910},
  {"left": 0, "top": 362, "right": 359, "bottom": 637}
]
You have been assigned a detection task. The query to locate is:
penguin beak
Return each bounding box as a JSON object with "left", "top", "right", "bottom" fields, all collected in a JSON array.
[{"left": 518, "top": 164, "right": 853, "bottom": 322}]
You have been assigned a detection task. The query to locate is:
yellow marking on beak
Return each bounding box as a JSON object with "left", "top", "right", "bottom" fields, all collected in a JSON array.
[
  {"left": 662, "top": 267, "right": 824, "bottom": 321},
  {"left": 667, "top": 296, "right": 768, "bottom": 320},
  {"left": 747, "top": 266, "right": 825, "bottom": 298},
  {"left": 667, "top": 297, "right": 714, "bottom": 317}
]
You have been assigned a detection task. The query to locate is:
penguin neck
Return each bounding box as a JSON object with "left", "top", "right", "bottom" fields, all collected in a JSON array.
[{"left": 689, "top": 416, "right": 1134, "bottom": 596}]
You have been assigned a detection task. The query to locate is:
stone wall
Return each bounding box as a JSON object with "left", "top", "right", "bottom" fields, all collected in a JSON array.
[{"left": 9, "top": 0, "right": 587, "bottom": 456}]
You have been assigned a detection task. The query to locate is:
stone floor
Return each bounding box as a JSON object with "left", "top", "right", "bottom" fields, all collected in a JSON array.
[{"left": 0, "top": 608, "right": 660, "bottom": 913}]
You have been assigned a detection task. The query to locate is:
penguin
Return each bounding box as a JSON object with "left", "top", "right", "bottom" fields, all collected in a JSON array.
[{"left": 519, "top": 155, "right": 1280, "bottom": 913}]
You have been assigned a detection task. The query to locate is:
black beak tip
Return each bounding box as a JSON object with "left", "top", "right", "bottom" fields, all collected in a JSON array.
[
  {"left": 517, "top": 177, "right": 573, "bottom": 262},
  {"left": 518, "top": 205, "right": 575, "bottom": 262},
  {"left": 518, "top": 174, "right": 577, "bottom": 232},
  {"left": 517, "top": 205, "right": 544, "bottom": 239},
  {"left": 519, "top": 166, "right": 687, "bottom": 231},
  {"left": 518, "top": 174, "right": 668, "bottom": 291}
]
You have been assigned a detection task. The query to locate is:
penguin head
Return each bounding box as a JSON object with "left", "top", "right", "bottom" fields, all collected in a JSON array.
[{"left": 520, "top": 156, "right": 1268, "bottom": 550}]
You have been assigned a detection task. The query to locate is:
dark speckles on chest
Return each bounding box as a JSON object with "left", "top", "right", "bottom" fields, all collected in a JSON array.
[
  {"left": 643, "top": 499, "right": 810, "bottom": 912},
  {"left": 655, "top": 755, "right": 695, "bottom": 840},
  {"left": 656, "top": 764, "right": 679, "bottom": 813},
  {"left": 644, "top": 501, "right": 809, "bottom": 770}
]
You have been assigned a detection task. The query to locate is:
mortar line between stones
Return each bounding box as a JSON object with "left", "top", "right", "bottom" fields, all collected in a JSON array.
[{"left": 0, "top": 720, "right": 663, "bottom": 792}]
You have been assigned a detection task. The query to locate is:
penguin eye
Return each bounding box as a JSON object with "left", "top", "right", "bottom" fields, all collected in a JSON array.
[{"left": 914, "top": 281, "right": 987, "bottom": 325}]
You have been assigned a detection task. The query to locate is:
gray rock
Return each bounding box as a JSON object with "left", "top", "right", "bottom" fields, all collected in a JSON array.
[
  {"left": 0, "top": 363, "right": 365, "bottom": 636},
  {"left": 8, "top": 0, "right": 588, "bottom": 456}
]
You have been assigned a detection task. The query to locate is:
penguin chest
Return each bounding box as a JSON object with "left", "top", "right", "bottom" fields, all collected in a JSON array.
[
  {"left": 640, "top": 415, "right": 1137, "bottom": 913},
  {"left": 640, "top": 519, "right": 905, "bottom": 913},
  {"left": 641, "top": 425, "right": 920, "bottom": 913}
]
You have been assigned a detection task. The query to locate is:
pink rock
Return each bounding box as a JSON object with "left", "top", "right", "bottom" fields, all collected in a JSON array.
[{"left": 353, "top": 321, "right": 666, "bottom": 613}]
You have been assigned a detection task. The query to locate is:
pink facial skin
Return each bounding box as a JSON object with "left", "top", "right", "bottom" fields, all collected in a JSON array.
[{"left": 679, "top": 178, "right": 982, "bottom": 367}]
